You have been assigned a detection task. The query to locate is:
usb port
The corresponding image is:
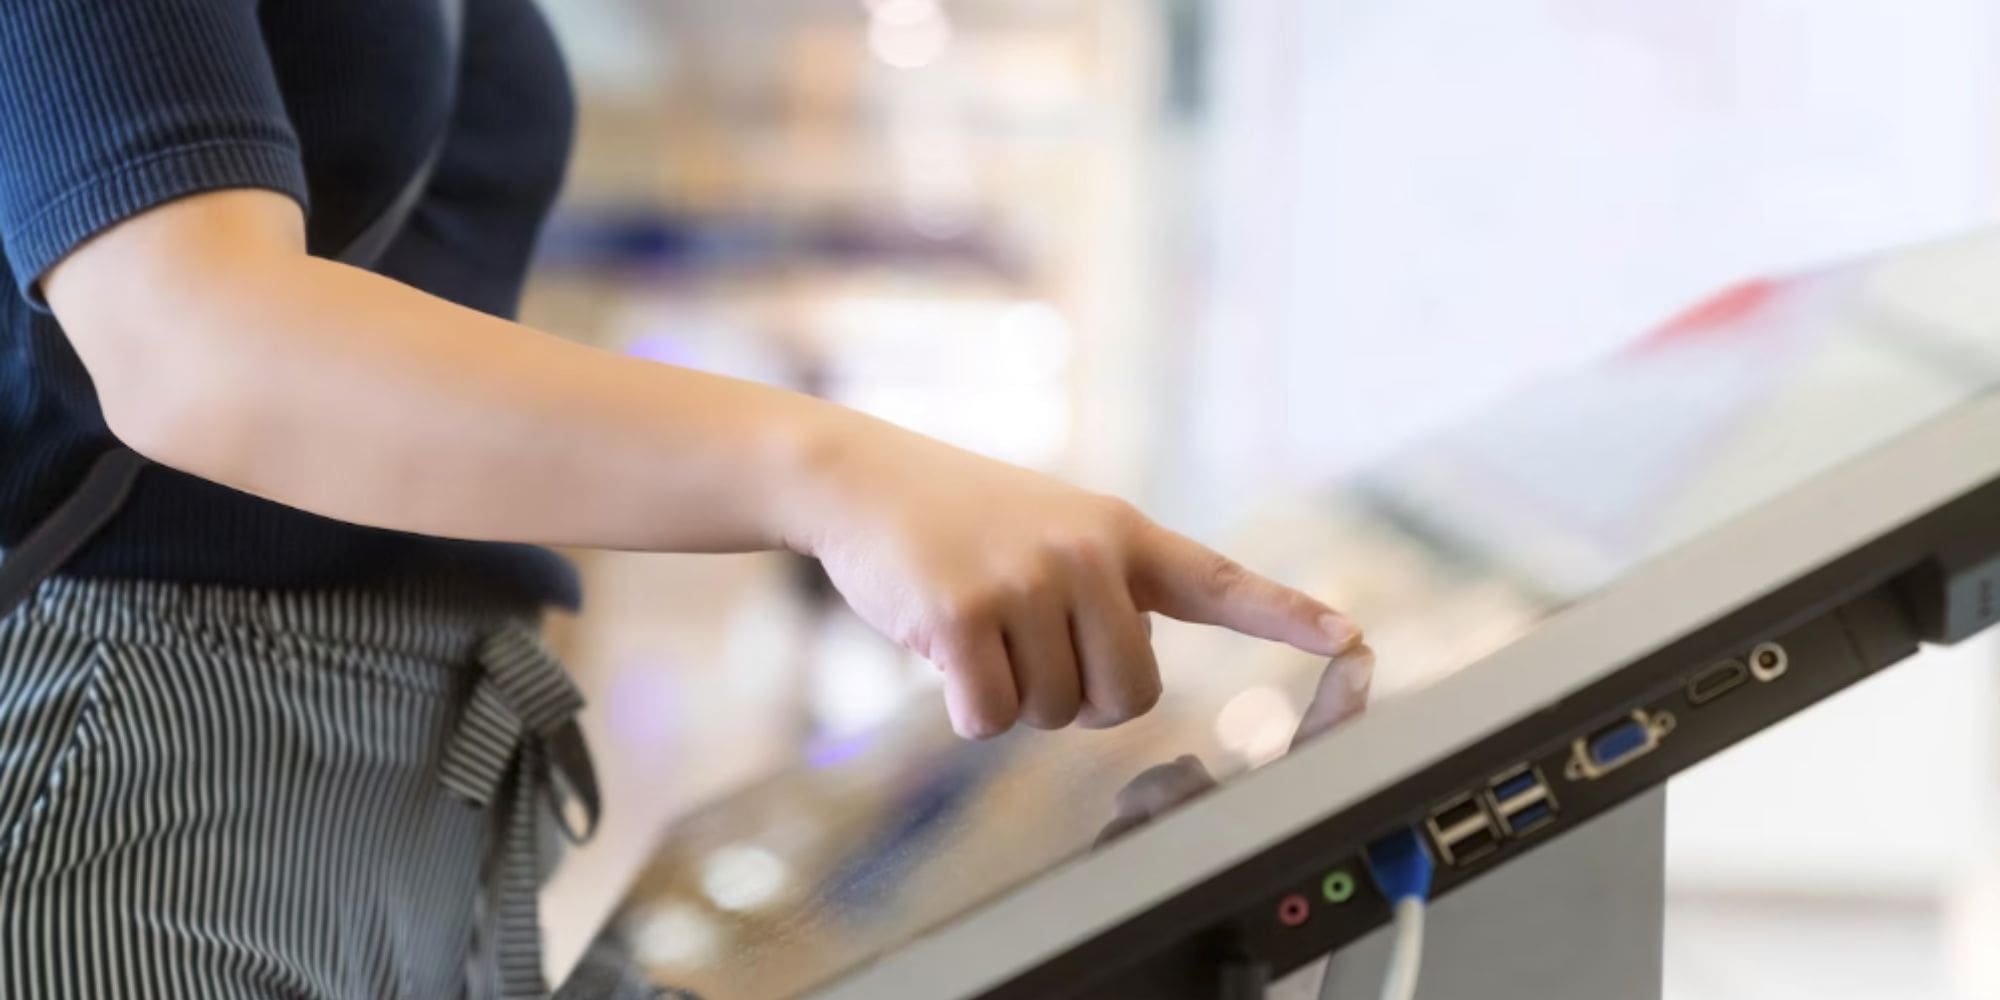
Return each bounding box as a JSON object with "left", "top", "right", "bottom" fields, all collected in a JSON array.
[
  {"left": 1426, "top": 793, "right": 1502, "bottom": 866},
  {"left": 1496, "top": 768, "right": 1536, "bottom": 800},
  {"left": 1491, "top": 768, "right": 1539, "bottom": 803},
  {"left": 1484, "top": 764, "right": 1557, "bottom": 838},
  {"left": 1502, "top": 800, "right": 1556, "bottom": 836},
  {"left": 1431, "top": 794, "right": 1484, "bottom": 832}
]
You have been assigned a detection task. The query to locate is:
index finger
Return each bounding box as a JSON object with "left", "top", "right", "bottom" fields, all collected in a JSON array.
[{"left": 1128, "top": 524, "right": 1360, "bottom": 655}]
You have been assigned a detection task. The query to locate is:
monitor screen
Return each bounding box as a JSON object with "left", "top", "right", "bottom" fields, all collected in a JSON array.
[{"left": 597, "top": 233, "right": 2000, "bottom": 1000}]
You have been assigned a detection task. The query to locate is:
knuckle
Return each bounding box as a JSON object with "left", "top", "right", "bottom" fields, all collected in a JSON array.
[
  {"left": 1005, "top": 563, "right": 1056, "bottom": 599},
  {"left": 1278, "top": 586, "right": 1320, "bottom": 615},
  {"left": 1047, "top": 530, "right": 1112, "bottom": 570},
  {"left": 938, "top": 590, "right": 1003, "bottom": 630},
  {"left": 1201, "top": 553, "right": 1249, "bottom": 596},
  {"left": 900, "top": 612, "right": 951, "bottom": 660},
  {"left": 1090, "top": 494, "right": 1143, "bottom": 532}
]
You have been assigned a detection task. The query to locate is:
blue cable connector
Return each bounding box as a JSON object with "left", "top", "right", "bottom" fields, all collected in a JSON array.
[{"left": 1364, "top": 827, "right": 1435, "bottom": 903}]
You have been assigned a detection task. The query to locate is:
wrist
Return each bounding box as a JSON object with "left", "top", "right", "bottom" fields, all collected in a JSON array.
[{"left": 759, "top": 394, "right": 863, "bottom": 557}]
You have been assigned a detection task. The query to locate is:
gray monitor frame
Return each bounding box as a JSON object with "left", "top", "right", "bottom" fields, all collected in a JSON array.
[{"left": 811, "top": 390, "right": 2000, "bottom": 1000}]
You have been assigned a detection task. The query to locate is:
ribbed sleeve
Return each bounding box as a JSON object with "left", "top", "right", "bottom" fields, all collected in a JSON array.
[{"left": 0, "top": 0, "right": 310, "bottom": 305}]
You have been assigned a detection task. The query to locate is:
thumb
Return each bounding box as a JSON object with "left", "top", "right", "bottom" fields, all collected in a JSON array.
[{"left": 1130, "top": 525, "right": 1361, "bottom": 655}]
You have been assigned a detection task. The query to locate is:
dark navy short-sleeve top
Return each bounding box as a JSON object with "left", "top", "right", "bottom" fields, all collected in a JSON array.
[{"left": 0, "top": 0, "right": 582, "bottom": 610}]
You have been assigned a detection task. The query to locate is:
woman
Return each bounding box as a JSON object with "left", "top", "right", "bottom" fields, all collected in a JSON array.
[{"left": 0, "top": 1, "right": 1360, "bottom": 997}]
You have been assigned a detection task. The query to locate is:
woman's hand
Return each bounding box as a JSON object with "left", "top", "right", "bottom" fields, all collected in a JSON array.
[{"left": 782, "top": 419, "right": 1362, "bottom": 739}]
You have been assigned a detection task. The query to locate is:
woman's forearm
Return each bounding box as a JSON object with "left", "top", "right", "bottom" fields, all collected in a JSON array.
[
  {"left": 175, "top": 260, "right": 854, "bottom": 550},
  {"left": 52, "top": 198, "right": 852, "bottom": 553}
]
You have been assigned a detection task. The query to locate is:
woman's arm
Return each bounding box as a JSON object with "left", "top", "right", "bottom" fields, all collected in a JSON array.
[
  {"left": 46, "top": 188, "right": 1360, "bottom": 737},
  {"left": 49, "top": 189, "right": 823, "bottom": 553}
]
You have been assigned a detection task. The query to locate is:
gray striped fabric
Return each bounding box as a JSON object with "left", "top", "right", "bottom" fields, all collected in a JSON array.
[{"left": 0, "top": 578, "right": 612, "bottom": 999}]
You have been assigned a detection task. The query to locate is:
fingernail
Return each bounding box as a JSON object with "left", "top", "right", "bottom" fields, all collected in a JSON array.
[
  {"left": 1319, "top": 612, "right": 1361, "bottom": 650},
  {"left": 1344, "top": 648, "right": 1375, "bottom": 692}
]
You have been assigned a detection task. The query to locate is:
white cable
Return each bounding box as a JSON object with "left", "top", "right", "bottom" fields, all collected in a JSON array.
[{"left": 1378, "top": 897, "right": 1427, "bottom": 1000}]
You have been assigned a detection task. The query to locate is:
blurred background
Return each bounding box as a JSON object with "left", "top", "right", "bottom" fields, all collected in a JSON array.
[{"left": 516, "top": 1, "right": 2000, "bottom": 997}]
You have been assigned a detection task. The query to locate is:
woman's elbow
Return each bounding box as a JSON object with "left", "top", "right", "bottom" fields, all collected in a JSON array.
[
  {"left": 57, "top": 277, "right": 270, "bottom": 477},
  {"left": 90, "top": 337, "right": 257, "bottom": 475},
  {"left": 43, "top": 191, "right": 306, "bottom": 464},
  {"left": 43, "top": 191, "right": 309, "bottom": 475}
]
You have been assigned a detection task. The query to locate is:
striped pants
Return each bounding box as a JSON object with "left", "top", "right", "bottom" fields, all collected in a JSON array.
[{"left": 0, "top": 578, "right": 630, "bottom": 999}]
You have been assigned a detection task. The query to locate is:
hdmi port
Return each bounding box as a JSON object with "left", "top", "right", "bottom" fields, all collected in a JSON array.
[{"left": 1688, "top": 660, "right": 1750, "bottom": 706}]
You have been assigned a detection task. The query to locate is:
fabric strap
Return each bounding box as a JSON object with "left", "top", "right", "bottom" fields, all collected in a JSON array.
[
  {"left": 451, "top": 622, "right": 603, "bottom": 999},
  {"left": 0, "top": 0, "right": 466, "bottom": 625},
  {"left": 0, "top": 448, "right": 147, "bottom": 618}
]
